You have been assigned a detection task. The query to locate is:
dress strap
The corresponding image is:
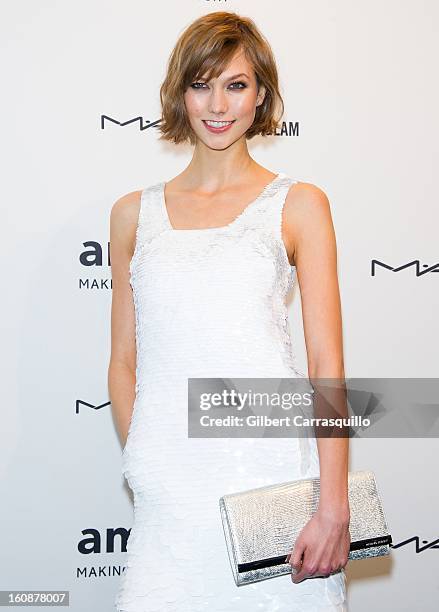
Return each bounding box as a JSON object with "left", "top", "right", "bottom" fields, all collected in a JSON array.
[
  {"left": 129, "top": 182, "right": 166, "bottom": 275},
  {"left": 235, "top": 173, "right": 298, "bottom": 250},
  {"left": 269, "top": 176, "right": 298, "bottom": 276},
  {"left": 267, "top": 175, "right": 299, "bottom": 243}
]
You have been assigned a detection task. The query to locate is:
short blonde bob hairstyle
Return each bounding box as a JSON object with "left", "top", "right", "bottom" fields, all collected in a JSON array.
[{"left": 158, "top": 11, "right": 284, "bottom": 145}]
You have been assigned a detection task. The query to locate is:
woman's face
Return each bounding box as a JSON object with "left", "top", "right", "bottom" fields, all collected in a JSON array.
[{"left": 183, "top": 48, "right": 266, "bottom": 149}]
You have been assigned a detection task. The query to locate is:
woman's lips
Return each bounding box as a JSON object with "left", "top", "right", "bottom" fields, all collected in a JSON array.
[{"left": 202, "top": 120, "right": 235, "bottom": 134}]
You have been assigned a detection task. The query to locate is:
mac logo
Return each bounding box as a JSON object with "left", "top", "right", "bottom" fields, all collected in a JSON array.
[
  {"left": 101, "top": 115, "right": 161, "bottom": 131},
  {"left": 371, "top": 260, "right": 439, "bottom": 276},
  {"left": 76, "top": 399, "right": 111, "bottom": 414},
  {"left": 391, "top": 536, "right": 439, "bottom": 553}
]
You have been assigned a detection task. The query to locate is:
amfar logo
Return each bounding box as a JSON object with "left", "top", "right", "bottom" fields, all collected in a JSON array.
[
  {"left": 77, "top": 528, "right": 131, "bottom": 578},
  {"left": 78, "top": 527, "right": 130, "bottom": 555},
  {"left": 76, "top": 399, "right": 110, "bottom": 414},
  {"left": 391, "top": 536, "right": 439, "bottom": 552},
  {"left": 101, "top": 114, "right": 299, "bottom": 136},
  {"left": 371, "top": 260, "right": 439, "bottom": 276},
  {"left": 79, "top": 241, "right": 111, "bottom": 290},
  {"left": 80, "top": 241, "right": 110, "bottom": 267}
]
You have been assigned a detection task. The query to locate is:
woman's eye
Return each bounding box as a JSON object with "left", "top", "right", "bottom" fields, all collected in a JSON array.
[
  {"left": 229, "top": 81, "right": 247, "bottom": 89},
  {"left": 190, "top": 81, "right": 247, "bottom": 90}
]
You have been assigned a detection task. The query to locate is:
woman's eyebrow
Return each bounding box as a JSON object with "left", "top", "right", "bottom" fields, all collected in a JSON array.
[
  {"left": 224, "top": 73, "right": 249, "bottom": 80},
  {"left": 201, "top": 72, "right": 249, "bottom": 82}
]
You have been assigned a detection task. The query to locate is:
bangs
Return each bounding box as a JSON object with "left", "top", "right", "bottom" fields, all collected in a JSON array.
[{"left": 183, "top": 40, "right": 249, "bottom": 88}]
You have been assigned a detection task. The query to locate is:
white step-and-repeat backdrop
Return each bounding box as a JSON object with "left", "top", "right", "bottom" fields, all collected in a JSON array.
[{"left": 2, "top": 1, "right": 437, "bottom": 610}]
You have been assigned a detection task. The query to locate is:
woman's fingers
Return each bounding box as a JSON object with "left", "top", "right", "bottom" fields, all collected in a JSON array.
[
  {"left": 286, "top": 514, "right": 350, "bottom": 583},
  {"left": 287, "top": 538, "right": 304, "bottom": 575},
  {"left": 291, "top": 551, "right": 316, "bottom": 583}
]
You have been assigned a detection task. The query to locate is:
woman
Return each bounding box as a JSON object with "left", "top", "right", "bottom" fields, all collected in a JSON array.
[{"left": 109, "top": 11, "right": 350, "bottom": 612}]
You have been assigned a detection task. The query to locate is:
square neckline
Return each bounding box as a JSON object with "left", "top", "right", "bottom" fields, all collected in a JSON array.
[{"left": 160, "top": 172, "right": 285, "bottom": 232}]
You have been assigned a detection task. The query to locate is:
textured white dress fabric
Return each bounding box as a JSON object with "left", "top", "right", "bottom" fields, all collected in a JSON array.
[{"left": 115, "top": 172, "right": 348, "bottom": 611}]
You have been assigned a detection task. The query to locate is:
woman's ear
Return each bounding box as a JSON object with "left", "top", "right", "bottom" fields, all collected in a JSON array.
[{"left": 256, "top": 84, "right": 266, "bottom": 107}]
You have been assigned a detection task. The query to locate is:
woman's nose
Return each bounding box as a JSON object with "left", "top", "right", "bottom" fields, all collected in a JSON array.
[{"left": 208, "top": 88, "right": 228, "bottom": 114}]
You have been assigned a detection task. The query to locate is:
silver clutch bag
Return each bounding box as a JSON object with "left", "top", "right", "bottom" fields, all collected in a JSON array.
[{"left": 219, "top": 469, "right": 392, "bottom": 586}]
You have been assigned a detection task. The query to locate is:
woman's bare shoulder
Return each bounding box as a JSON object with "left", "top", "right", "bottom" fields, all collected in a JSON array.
[
  {"left": 286, "top": 180, "right": 330, "bottom": 212},
  {"left": 110, "top": 189, "right": 143, "bottom": 228},
  {"left": 109, "top": 190, "right": 144, "bottom": 263},
  {"left": 282, "top": 181, "right": 334, "bottom": 264},
  {"left": 284, "top": 181, "right": 333, "bottom": 231}
]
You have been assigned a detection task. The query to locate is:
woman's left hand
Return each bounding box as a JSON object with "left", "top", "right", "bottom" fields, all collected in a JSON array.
[{"left": 285, "top": 506, "right": 351, "bottom": 583}]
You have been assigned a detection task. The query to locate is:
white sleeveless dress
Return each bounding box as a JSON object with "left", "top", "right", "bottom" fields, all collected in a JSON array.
[{"left": 115, "top": 172, "right": 348, "bottom": 611}]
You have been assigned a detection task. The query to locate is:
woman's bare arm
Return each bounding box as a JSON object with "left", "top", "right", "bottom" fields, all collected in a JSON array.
[
  {"left": 108, "top": 190, "right": 142, "bottom": 450},
  {"left": 285, "top": 182, "right": 349, "bottom": 512},
  {"left": 283, "top": 181, "right": 350, "bottom": 581}
]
